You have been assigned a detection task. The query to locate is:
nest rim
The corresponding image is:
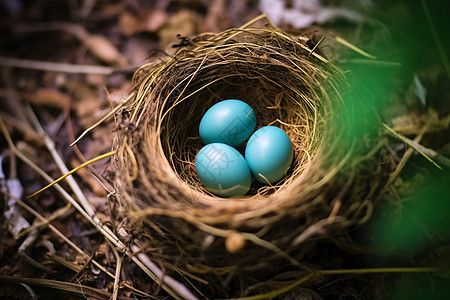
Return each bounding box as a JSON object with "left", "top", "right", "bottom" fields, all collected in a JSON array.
[{"left": 113, "top": 25, "right": 350, "bottom": 216}]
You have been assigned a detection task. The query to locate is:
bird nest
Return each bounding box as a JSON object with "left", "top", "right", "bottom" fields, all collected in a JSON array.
[{"left": 112, "top": 18, "right": 382, "bottom": 295}]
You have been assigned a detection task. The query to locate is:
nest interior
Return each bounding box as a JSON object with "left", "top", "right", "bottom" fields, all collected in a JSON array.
[{"left": 112, "top": 21, "right": 382, "bottom": 292}]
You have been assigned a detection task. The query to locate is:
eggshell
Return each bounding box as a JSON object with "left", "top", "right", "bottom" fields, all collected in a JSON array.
[
  {"left": 199, "top": 99, "right": 256, "bottom": 147},
  {"left": 245, "top": 126, "right": 293, "bottom": 184},
  {"left": 195, "top": 143, "right": 251, "bottom": 197}
]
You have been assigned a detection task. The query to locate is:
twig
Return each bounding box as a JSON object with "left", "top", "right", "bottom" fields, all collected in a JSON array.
[
  {"left": 0, "top": 55, "right": 116, "bottom": 75},
  {"left": 0, "top": 275, "right": 112, "bottom": 300},
  {"left": 65, "top": 111, "right": 114, "bottom": 193},
  {"left": 20, "top": 204, "right": 73, "bottom": 236},
  {"left": 111, "top": 248, "right": 123, "bottom": 300},
  {"left": 383, "top": 123, "right": 444, "bottom": 169},
  {"left": 376, "top": 123, "right": 429, "bottom": 202},
  {"left": 18, "top": 228, "right": 57, "bottom": 275},
  {"left": 13, "top": 22, "right": 88, "bottom": 39},
  {"left": 70, "top": 93, "right": 133, "bottom": 146},
  {"left": 404, "top": 137, "right": 450, "bottom": 168},
  {"left": 131, "top": 244, "right": 199, "bottom": 300},
  {"left": 307, "top": 36, "right": 325, "bottom": 57}
]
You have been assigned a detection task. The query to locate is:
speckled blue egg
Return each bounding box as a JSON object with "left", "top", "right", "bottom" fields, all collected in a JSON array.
[
  {"left": 199, "top": 99, "right": 256, "bottom": 147},
  {"left": 245, "top": 126, "right": 293, "bottom": 184},
  {"left": 195, "top": 143, "right": 251, "bottom": 197}
]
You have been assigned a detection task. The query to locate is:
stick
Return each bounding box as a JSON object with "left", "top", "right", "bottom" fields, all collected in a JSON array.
[
  {"left": 0, "top": 56, "right": 115, "bottom": 75},
  {"left": 132, "top": 244, "right": 199, "bottom": 300},
  {"left": 0, "top": 275, "right": 111, "bottom": 300},
  {"left": 376, "top": 123, "right": 429, "bottom": 202},
  {"left": 70, "top": 93, "right": 133, "bottom": 146}
]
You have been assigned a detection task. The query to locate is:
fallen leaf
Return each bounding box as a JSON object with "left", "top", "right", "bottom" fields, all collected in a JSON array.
[
  {"left": 123, "top": 36, "right": 159, "bottom": 65},
  {"left": 74, "top": 96, "right": 101, "bottom": 119},
  {"left": 140, "top": 8, "right": 168, "bottom": 33},
  {"left": 412, "top": 74, "right": 427, "bottom": 106},
  {"left": 119, "top": 11, "right": 141, "bottom": 36},
  {"left": 84, "top": 34, "right": 128, "bottom": 66},
  {"left": 23, "top": 88, "right": 71, "bottom": 110}
]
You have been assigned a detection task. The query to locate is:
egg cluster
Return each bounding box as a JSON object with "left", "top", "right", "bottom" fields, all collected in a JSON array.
[{"left": 195, "top": 99, "right": 293, "bottom": 197}]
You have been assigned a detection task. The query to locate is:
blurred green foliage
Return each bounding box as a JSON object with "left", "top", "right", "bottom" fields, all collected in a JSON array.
[{"left": 374, "top": 167, "right": 450, "bottom": 254}]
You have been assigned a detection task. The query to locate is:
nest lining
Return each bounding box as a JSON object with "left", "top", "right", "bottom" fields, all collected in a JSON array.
[{"left": 112, "top": 21, "right": 380, "bottom": 289}]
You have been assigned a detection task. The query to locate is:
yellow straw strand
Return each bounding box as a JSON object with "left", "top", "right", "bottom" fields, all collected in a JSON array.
[
  {"left": 27, "top": 150, "right": 116, "bottom": 198},
  {"left": 333, "top": 35, "right": 377, "bottom": 59}
]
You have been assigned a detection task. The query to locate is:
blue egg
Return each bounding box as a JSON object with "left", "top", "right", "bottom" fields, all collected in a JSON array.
[
  {"left": 199, "top": 99, "right": 256, "bottom": 147},
  {"left": 195, "top": 143, "right": 251, "bottom": 197},
  {"left": 245, "top": 126, "right": 293, "bottom": 184}
]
